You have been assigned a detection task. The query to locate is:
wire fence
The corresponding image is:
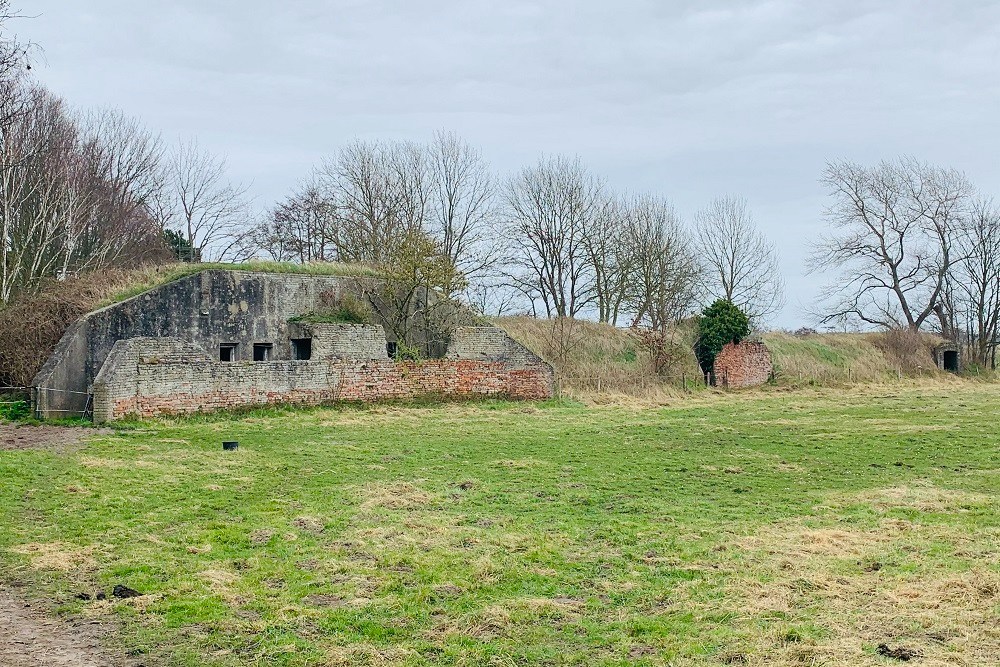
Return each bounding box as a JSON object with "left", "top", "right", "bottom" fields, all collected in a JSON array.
[
  {"left": 0, "top": 386, "right": 30, "bottom": 404},
  {"left": 554, "top": 373, "right": 707, "bottom": 399},
  {"left": 0, "top": 386, "right": 93, "bottom": 419}
]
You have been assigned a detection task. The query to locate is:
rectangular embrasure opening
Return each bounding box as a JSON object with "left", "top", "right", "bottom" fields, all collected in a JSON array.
[
  {"left": 253, "top": 343, "right": 273, "bottom": 362},
  {"left": 291, "top": 338, "right": 312, "bottom": 361}
]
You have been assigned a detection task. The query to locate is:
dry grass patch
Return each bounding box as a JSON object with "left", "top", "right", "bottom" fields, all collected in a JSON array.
[
  {"left": 357, "top": 481, "right": 435, "bottom": 511},
  {"left": 727, "top": 516, "right": 1000, "bottom": 666},
  {"left": 292, "top": 516, "right": 326, "bottom": 533},
  {"left": 9, "top": 542, "right": 96, "bottom": 571},
  {"left": 492, "top": 458, "right": 549, "bottom": 469},
  {"left": 199, "top": 569, "right": 243, "bottom": 604},
  {"left": 736, "top": 525, "right": 896, "bottom": 559},
  {"left": 325, "top": 642, "right": 414, "bottom": 667},
  {"left": 851, "top": 483, "right": 990, "bottom": 513}
]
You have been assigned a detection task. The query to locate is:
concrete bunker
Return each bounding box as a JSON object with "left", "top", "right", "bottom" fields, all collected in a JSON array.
[{"left": 31, "top": 269, "right": 554, "bottom": 421}]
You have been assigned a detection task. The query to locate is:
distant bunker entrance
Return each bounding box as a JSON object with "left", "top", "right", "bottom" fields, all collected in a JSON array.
[{"left": 934, "top": 343, "right": 961, "bottom": 373}]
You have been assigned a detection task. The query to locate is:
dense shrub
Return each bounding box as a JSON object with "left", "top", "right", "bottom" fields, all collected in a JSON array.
[
  {"left": 696, "top": 300, "right": 751, "bottom": 373},
  {"left": 0, "top": 271, "right": 142, "bottom": 387}
]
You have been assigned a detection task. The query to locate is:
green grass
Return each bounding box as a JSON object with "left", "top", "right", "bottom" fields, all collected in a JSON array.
[
  {"left": 100, "top": 261, "right": 376, "bottom": 307},
  {"left": 0, "top": 396, "right": 29, "bottom": 420},
  {"left": 1, "top": 386, "right": 999, "bottom": 665}
]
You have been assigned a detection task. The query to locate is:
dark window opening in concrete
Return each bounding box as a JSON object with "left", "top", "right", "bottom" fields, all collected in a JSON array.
[
  {"left": 220, "top": 344, "right": 238, "bottom": 362},
  {"left": 943, "top": 350, "right": 959, "bottom": 372},
  {"left": 386, "top": 341, "right": 398, "bottom": 359},
  {"left": 291, "top": 338, "right": 312, "bottom": 361},
  {"left": 253, "top": 343, "right": 273, "bottom": 362}
]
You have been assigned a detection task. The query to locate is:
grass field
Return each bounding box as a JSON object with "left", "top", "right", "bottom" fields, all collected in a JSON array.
[{"left": 1, "top": 384, "right": 998, "bottom": 666}]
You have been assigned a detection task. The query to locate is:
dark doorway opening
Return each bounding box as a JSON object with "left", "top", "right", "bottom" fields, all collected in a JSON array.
[
  {"left": 253, "top": 343, "right": 273, "bottom": 362},
  {"left": 943, "top": 350, "right": 959, "bottom": 372},
  {"left": 220, "top": 344, "right": 238, "bottom": 362},
  {"left": 291, "top": 338, "right": 312, "bottom": 361},
  {"left": 386, "top": 341, "right": 398, "bottom": 359}
]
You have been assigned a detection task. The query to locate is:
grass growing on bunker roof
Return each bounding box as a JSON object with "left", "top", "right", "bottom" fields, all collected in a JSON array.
[{"left": 0, "top": 385, "right": 998, "bottom": 665}]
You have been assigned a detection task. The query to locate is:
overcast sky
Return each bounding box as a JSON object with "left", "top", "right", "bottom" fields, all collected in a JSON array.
[{"left": 18, "top": 0, "right": 1000, "bottom": 327}]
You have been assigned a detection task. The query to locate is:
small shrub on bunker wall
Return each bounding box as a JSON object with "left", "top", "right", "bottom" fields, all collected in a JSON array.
[{"left": 696, "top": 299, "right": 750, "bottom": 374}]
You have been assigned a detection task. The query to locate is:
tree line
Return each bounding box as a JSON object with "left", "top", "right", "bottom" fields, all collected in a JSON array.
[
  {"left": 0, "top": 3, "right": 250, "bottom": 303},
  {"left": 254, "top": 133, "right": 785, "bottom": 333},
  {"left": 812, "top": 157, "right": 1000, "bottom": 367}
]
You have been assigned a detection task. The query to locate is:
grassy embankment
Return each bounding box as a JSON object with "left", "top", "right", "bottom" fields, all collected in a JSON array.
[
  {"left": 1, "top": 385, "right": 998, "bottom": 666},
  {"left": 497, "top": 316, "right": 958, "bottom": 397}
]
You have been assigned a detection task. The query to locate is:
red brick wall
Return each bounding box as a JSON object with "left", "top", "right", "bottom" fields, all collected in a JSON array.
[
  {"left": 94, "top": 344, "right": 553, "bottom": 422},
  {"left": 713, "top": 341, "right": 772, "bottom": 389}
]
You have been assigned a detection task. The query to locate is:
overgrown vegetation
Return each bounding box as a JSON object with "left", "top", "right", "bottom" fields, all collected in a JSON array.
[
  {"left": 494, "top": 317, "right": 953, "bottom": 397},
  {"left": 497, "top": 316, "right": 702, "bottom": 395},
  {"left": 763, "top": 328, "right": 945, "bottom": 385},
  {"left": 0, "top": 393, "right": 29, "bottom": 420},
  {"left": 695, "top": 299, "right": 751, "bottom": 374},
  {"left": 291, "top": 291, "right": 374, "bottom": 325},
  {"left": 1, "top": 386, "right": 998, "bottom": 665},
  {"left": 360, "top": 229, "right": 468, "bottom": 358}
]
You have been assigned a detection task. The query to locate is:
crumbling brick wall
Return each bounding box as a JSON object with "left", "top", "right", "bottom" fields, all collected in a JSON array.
[
  {"left": 713, "top": 340, "right": 772, "bottom": 389},
  {"left": 92, "top": 326, "right": 553, "bottom": 422},
  {"left": 292, "top": 323, "right": 389, "bottom": 360}
]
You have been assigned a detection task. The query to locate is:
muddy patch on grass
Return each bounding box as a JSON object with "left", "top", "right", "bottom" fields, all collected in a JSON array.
[
  {"left": 0, "top": 588, "right": 130, "bottom": 666},
  {"left": 0, "top": 425, "right": 110, "bottom": 453}
]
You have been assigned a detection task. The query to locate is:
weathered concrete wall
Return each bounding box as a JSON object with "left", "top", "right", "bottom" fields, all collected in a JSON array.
[
  {"left": 33, "top": 271, "right": 378, "bottom": 417},
  {"left": 714, "top": 341, "right": 773, "bottom": 389},
  {"left": 92, "top": 326, "right": 553, "bottom": 422}
]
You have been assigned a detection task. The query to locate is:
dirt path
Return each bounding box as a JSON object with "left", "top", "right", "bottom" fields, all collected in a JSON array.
[
  {"left": 0, "top": 590, "right": 124, "bottom": 666},
  {"left": 0, "top": 424, "right": 110, "bottom": 452}
]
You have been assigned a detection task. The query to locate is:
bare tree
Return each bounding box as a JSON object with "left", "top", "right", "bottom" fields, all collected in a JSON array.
[
  {"left": 162, "top": 138, "right": 250, "bottom": 262},
  {"left": 0, "top": 1, "right": 33, "bottom": 129},
  {"left": 693, "top": 195, "right": 784, "bottom": 325},
  {"left": 503, "top": 155, "right": 603, "bottom": 317},
  {"left": 257, "top": 176, "right": 339, "bottom": 262},
  {"left": 76, "top": 109, "right": 168, "bottom": 269},
  {"left": 810, "top": 157, "right": 973, "bottom": 330},
  {"left": 580, "top": 195, "right": 633, "bottom": 324},
  {"left": 321, "top": 139, "right": 430, "bottom": 264},
  {"left": 620, "top": 194, "right": 702, "bottom": 331},
  {"left": 956, "top": 199, "right": 1000, "bottom": 366},
  {"left": 427, "top": 130, "right": 498, "bottom": 295},
  {"left": 0, "top": 92, "right": 168, "bottom": 302}
]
